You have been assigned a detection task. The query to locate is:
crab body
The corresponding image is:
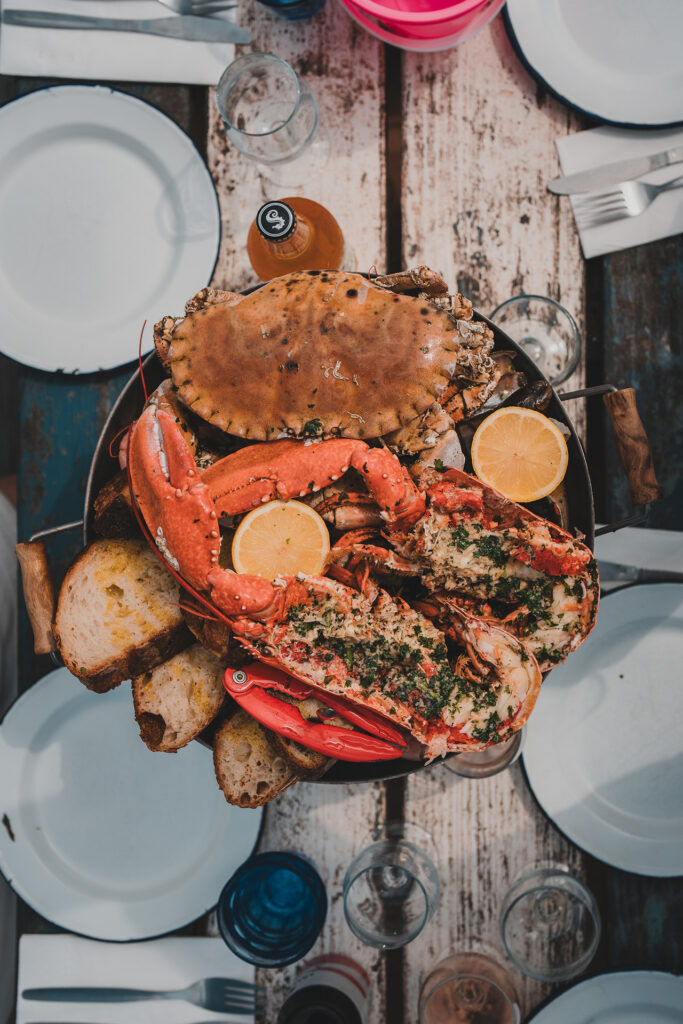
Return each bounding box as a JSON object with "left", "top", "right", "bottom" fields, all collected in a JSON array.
[{"left": 161, "top": 270, "right": 495, "bottom": 443}]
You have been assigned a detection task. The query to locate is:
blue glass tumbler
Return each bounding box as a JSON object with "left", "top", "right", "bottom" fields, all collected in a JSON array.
[
  {"left": 217, "top": 852, "right": 327, "bottom": 968},
  {"left": 256, "top": 0, "right": 326, "bottom": 20}
]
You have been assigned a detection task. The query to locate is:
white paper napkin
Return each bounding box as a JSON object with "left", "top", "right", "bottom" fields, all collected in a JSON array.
[
  {"left": 16, "top": 935, "right": 255, "bottom": 1023},
  {"left": 595, "top": 525, "right": 683, "bottom": 580},
  {"left": 0, "top": 0, "right": 239, "bottom": 84},
  {"left": 555, "top": 126, "right": 683, "bottom": 259}
]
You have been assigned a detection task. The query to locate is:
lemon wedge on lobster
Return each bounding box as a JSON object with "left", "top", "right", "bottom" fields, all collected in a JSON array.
[
  {"left": 471, "top": 406, "right": 569, "bottom": 503},
  {"left": 232, "top": 500, "right": 330, "bottom": 580}
]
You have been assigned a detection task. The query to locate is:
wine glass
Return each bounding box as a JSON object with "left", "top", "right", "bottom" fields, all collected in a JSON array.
[
  {"left": 217, "top": 851, "right": 327, "bottom": 967},
  {"left": 343, "top": 822, "right": 440, "bottom": 949},
  {"left": 500, "top": 865, "right": 601, "bottom": 981},
  {"left": 419, "top": 951, "right": 520, "bottom": 1024},
  {"left": 489, "top": 295, "right": 581, "bottom": 386},
  {"left": 443, "top": 728, "right": 525, "bottom": 779},
  {"left": 216, "top": 52, "right": 329, "bottom": 187}
]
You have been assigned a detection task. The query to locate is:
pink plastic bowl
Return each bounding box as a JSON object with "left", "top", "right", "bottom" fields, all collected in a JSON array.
[{"left": 341, "top": 0, "right": 504, "bottom": 43}]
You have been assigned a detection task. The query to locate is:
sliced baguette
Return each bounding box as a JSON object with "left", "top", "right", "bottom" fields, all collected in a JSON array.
[
  {"left": 182, "top": 600, "right": 250, "bottom": 666},
  {"left": 54, "top": 538, "right": 190, "bottom": 693},
  {"left": 92, "top": 471, "right": 137, "bottom": 539},
  {"left": 213, "top": 710, "right": 299, "bottom": 808},
  {"left": 133, "top": 643, "right": 225, "bottom": 752}
]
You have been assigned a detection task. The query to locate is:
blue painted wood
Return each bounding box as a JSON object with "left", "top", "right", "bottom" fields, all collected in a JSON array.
[{"left": 600, "top": 236, "right": 683, "bottom": 531}]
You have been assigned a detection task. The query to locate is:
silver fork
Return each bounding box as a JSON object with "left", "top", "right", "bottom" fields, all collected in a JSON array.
[
  {"left": 573, "top": 173, "right": 683, "bottom": 228},
  {"left": 23, "top": 977, "right": 262, "bottom": 1015}
]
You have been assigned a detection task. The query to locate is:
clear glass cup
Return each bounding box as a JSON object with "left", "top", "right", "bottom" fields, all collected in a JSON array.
[
  {"left": 217, "top": 851, "right": 327, "bottom": 967},
  {"left": 419, "top": 951, "right": 520, "bottom": 1024},
  {"left": 343, "top": 822, "right": 440, "bottom": 949},
  {"left": 216, "top": 52, "right": 329, "bottom": 187},
  {"left": 500, "top": 865, "right": 601, "bottom": 982},
  {"left": 489, "top": 295, "right": 581, "bottom": 386},
  {"left": 444, "top": 728, "right": 525, "bottom": 779},
  {"left": 256, "top": 0, "right": 326, "bottom": 19}
]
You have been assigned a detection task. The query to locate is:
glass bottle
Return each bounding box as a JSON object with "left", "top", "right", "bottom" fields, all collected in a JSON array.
[
  {"left": 247, "top": 198, "right": 346, "bottom": 281},
  {"left": 277, "top": 955, "right": 370, "bottom": 1024}
]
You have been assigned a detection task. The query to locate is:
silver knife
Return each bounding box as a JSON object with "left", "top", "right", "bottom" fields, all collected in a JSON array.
[
  {"left": 2, "top": 9, "right": 251, "bottom": 42},
  {"left": 548, "top": 146, "right": 683, "bottom": 195},
  {"left": 598, "top": 560, "right": 683, "bottom": 585}
]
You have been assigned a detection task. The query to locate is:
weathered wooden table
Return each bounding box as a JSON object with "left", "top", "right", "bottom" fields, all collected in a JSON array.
[{"left": 2, "top": 3, "right": 682, "bottom": 1021}]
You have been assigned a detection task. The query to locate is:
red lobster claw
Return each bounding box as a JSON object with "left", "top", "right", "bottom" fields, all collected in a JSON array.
[{"left": 224, "top": 662, "right": 408, "bottom": 763}]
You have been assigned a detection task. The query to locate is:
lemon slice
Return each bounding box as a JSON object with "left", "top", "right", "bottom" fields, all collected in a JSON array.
[
  {"left": 471, "top": 406, "right": 569, "bottom": 502},
  {"left": 232, "top": 500, "right": 330, "bottom": 579}
]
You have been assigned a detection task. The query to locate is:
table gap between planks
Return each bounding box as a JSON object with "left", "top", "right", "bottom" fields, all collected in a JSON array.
[{"left": 207, "top": 6, "right": 586, "bottom": 1022}]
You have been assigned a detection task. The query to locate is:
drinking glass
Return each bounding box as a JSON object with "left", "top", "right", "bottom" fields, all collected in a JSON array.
[
  {"left": 500, "top": 865, "right": 601, "bottom": 981},
  {"left": 256, "top": 0, "right": 326, "bottom": 19},
  {"left": 419, "top": 951, "right": 520, "bottom": 1024},
  {"left": 216, "top": 52, "right": 329, "bottom": 187},
  {"left": 343, "top": 822, "right": 439, "bottom": 949},
  {"left": 489, "top": 295, "right": 581, "bottom": 385},
  {"left": 217, "top": 851, "right": 327, "bottom": 967},
  {"left": 444, "top": 728, "right": 525, "bottom": 779}
]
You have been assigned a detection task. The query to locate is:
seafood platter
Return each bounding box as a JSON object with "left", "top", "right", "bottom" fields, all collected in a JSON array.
[{"left": 20, "top": 268, "right": 660, "bottom": 802}]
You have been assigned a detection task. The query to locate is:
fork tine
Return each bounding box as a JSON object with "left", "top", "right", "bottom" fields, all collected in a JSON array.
[
  {"left": 575, "top": 207, "right": 629, "bottom": 229},
  {"left": 572, "top": 191, "right": 626, "bottom": 210}
]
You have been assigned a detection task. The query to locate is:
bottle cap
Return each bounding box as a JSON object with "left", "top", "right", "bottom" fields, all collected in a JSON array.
[{"left": 256, "top": 201, "right": 297, "bottom": 241}]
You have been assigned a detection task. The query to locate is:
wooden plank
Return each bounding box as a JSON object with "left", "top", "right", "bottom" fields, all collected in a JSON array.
[
  {"left": 601, "top": 236, "right": 683, "bottom": 531},
  {"left": 400, "top": 16, "right": 586, "bottom": 430},
  {"left": 205, "top": 780, "right": 388, "bottom": 1023},
  {"left": 207, "top": 0, "right": 387, "bottom": 290},
  {"left": 400, "top": 19, "right": 588, "bottom": 1019},
  {"left": 402, "top": 763, "right": 584, "bottom": 1019},
  {"left": 205, "top": 6, "right": 388, "bottom": 1019}
]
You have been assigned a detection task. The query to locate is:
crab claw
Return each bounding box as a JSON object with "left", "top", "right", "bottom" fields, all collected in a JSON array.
[{"left": 128, "top": 405, "right": 217, "bottom": 591}]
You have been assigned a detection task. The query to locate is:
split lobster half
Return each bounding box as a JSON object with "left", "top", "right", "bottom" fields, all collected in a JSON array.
[{"left": 125, "top": 399, "right": 598, "bottom": 763}]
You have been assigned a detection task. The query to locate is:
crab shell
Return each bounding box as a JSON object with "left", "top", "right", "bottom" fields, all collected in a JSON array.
[{"left": 166, "top": 270, "right": 493, "bottom": 441}]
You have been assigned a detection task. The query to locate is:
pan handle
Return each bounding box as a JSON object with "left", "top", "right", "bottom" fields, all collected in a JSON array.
[
  {"left": 559, "top": 385, "right": 662, "bottom": 536},
  {"left": 15, "top": 520, "right": 83, "bottom": 656}
]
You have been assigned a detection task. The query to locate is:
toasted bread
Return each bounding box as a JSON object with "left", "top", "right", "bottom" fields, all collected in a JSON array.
[
  {"left": 54, "top": 538, "right": 190, "bottom": 693},
  {"left": 92, "top": 471, "right": 137, "bottom": 539},
  {"left": 271, "top": 733, "right": 333, "bottom": 779},
  {"left": 182, "top": 600, "right": 251, "bottom": 666},
  {"left": 213, "top": 710, "right": 299, "bottom": 808},
  {"left": 133, "top": 643, "right": 226, "bottom": 752}
]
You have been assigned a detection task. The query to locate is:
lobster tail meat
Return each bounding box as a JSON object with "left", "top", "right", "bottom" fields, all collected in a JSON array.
[
  {"left": 393, "top": 467, "right": 599, "bottom": 670},
  {"left": 231, "top": 574, "right": 541, "bottom": 760}
]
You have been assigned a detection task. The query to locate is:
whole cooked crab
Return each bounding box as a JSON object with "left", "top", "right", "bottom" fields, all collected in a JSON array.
[{"left": 152, "top": 268, "right": 506, "bottom": 473}]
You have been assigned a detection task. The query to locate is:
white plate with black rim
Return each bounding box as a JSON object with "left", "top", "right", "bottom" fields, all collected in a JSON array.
[
  {"left": 0, "top": 85, "right": 220, "bottom": 373},
  {"left": 523, "top": 583, "right": 683, "bottom": 878},
  {"left": 526, "top": 970, "right": 683, "bottom": 1023},
  {"left": 505, "top": 0, "right": 683, "bottom": 128},
  {"left": 0, "top": 668, "right": 262, "bottom": 940}
]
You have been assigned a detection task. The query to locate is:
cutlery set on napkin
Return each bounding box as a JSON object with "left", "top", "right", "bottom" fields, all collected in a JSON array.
[
  {"left": 16, "top": 935, "right": 259, "bottom": 1023},
  {"left": 0, "top": 0, "right": 251, "bottom": 83},
  {"left": 550, "top": 126, "right": 683, "bottom": 258}
]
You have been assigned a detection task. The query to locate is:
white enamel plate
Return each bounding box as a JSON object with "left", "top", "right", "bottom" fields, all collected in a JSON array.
[
  {"left": 528, "top": 971, "right": 683, "bottom": 1024},
  {"left": 505, "top": 0, "right": 683, "bottom": 127},
  {"left": 0, "top": 86, "right": 220, "bottom": 373},
  {"left": 524, "top": 583, "right": 683, "bottom": 878},
  {"left": 0, "top": 669, "right": 262, "bottom": 940}
]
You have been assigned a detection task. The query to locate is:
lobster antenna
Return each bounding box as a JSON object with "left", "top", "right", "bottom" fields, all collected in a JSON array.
[{"left": 138, "top": 320, "right": 148, "bottom": 402}]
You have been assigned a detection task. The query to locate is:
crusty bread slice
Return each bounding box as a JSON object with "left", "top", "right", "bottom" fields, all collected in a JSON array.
[
  {"left": 182, "top": 600, "right": 250, "bottom": 666},
  {"left": 271, "top": 733, "right": 333, "bottom": 779},
  {"left": 92, "top": 470, "right": 137, "bottom": 538},
  {"left": 213, "top": 710, "right": 299, "bottom": 808},
  {"left": 133, "top": 643, "right": 225, "bottom": 752},
  {"left": 54, "top": 538, "right": 190, "bottom": 693}
]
